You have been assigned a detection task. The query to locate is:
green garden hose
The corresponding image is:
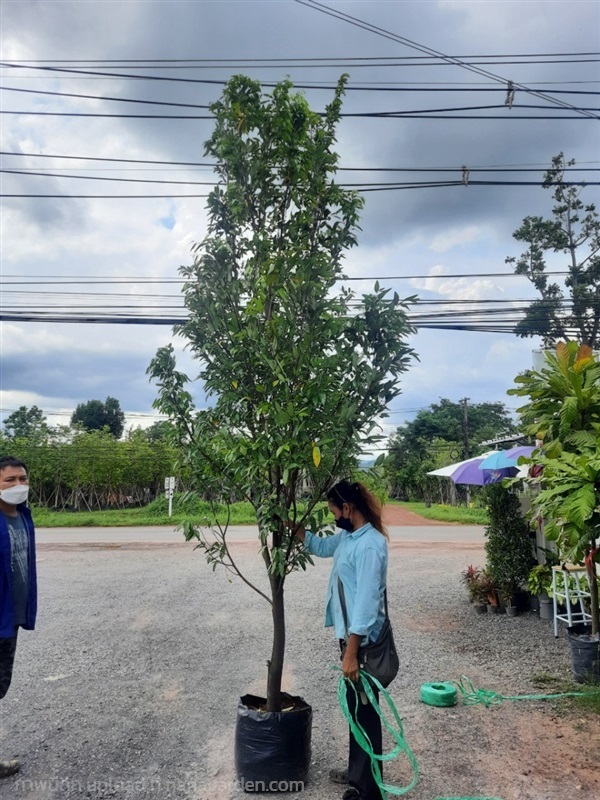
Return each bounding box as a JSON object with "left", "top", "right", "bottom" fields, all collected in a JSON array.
[
  {"left": 420, "top": 682, "right": 458, "bottom": 707},
  {"left": 337, "top": 670, "right": 503, "bottom": 800},
  {"left": 338, "top": 669, "right": 600, "bottom": 799},
  {"left": 452, "top": 674, "right": 600, "bottom": 708},
  {"left": 338, "top": 670, "right": 419, "bottom": 797}
]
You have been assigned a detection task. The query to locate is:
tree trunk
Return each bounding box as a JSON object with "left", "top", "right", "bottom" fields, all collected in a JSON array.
[
  {"left": 588, "top": 541, "right": 599, "bottom": 636},
  {"left": 266, "top": 574, "right": 285, "bottom": 712}
]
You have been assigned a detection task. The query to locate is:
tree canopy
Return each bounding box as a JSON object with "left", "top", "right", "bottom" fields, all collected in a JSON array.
[
  {"left": 71, "top": 396, "right": 125, "bottom": 438},
  {"left": 506, "top": 153, "right": 600, "bottom": 347},
  {"left": 385, "top": 399, "right": 518, "bottom": 500},
  {"left": 2, "top": 405, "right": 49, "bottom": 440}
]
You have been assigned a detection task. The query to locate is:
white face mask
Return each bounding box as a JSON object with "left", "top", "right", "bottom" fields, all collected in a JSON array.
[{"left": 0, "top": 485, "right": 29, "bottom": 506}]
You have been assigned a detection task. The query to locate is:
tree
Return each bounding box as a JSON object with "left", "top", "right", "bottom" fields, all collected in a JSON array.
[
  {"left": 508, "top": 343, "right": 600, "bottom": 633},
  {"left": 148, "top": 75, "right": 416, "bottom": 712},
  {"left": 3, "top": 405, "right": 49, "bottom": 440},
  {"left": 385, "top": 399, "right": 518, "bottom": 500},
  {"left": 483, "top": 484, "right": 535, "bottom": 601},
  {"left": 143, "top": 420, "right": 176, "bottom": 444},
  {"left": 71, "top": 396, "right": 125, "bottom": 438},
  {"left": 506, "top": 153, "right": 600, "bottom": 347}
]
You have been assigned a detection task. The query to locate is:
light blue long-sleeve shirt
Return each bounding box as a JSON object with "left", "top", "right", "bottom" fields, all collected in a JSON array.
[{"left": 304, "top": 522, "right": 388, "bottom": 644}]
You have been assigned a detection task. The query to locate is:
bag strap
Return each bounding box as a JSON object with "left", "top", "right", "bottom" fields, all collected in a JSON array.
[{"left": 337, "top": 577, "right": 389, "bottom": 638}]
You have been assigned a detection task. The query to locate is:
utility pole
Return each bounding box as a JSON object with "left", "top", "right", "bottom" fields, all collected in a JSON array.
[
  {"left": 461, "top": 397, "right": 470, "bottom": 461},
  {"left": 461, "top": 397, "right": 471, "bottom": 507}
]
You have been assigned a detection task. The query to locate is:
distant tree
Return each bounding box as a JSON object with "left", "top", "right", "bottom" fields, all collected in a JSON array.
[
  {"left": 3, "top": 405, "right": 49, "bottom": 440},
  {"left": 385, "top": 399, "right": 518, "bottom": 500},
  {"left": 506, "top": 153, "right": 600, "bottom": 347},
  {"left": 71, "top": 396, "right": 125, "bottom": 438},
  {"left": 143, "top": 420, "right": 176, "bottom": 444}
]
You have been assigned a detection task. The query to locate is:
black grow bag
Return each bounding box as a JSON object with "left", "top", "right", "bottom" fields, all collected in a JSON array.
[
  {"left": 567, "top": 624, "right": 600, "bottom": 684},
  {"left": 235, "top": 693, "right": 312, "bottom": 793}
]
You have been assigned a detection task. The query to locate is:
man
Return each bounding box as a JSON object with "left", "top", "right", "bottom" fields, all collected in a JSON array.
[{"left": 0, "top": 456, "right": 37, "bottom": 779}]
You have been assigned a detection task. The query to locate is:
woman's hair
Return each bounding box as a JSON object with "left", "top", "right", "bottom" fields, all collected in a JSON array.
[{"left": 327, "top": 480, "right": 388, "bottom": 539}]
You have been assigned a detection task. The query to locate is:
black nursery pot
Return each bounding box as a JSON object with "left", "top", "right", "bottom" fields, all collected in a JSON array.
[
  {"left": 567, "top": 625, "right": 600, "bottom": 684},
  {"left": 235, "top": 693, "right": 312, "bottom": 793}
]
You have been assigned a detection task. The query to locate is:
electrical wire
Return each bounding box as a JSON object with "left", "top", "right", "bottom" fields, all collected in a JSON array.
[
  {"left": 5, "top": 52, "right": 600, "bottom": 64},
  {"left": 3, "top": 108, "right": 596, "bottom": 119},
  {"left": 3, "top": 169, "right": 598, "bottom": 188},
  {"left": 0, "top": 271, "right": 576, "bottom": 283},
  {"left": 293, "top": 0, "right": 600, "bottom": 121},
  {"left": 2, "top": 59, "right": 598, "bottom": 122},
  {"left": 3, "top": 151, "right": 598, "bottom": 174}
]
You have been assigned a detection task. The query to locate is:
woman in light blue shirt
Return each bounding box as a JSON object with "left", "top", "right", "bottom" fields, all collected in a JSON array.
[{"left": 295, "top": 480, "right": 389, "bottom": 800}]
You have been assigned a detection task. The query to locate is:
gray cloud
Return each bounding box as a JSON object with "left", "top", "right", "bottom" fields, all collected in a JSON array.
[{"left": 1, "top": 0, "right": 597, "bottom": 430}]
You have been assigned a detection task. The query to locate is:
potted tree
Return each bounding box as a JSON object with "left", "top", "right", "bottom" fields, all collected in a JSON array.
[
  {"left": 509, "top": 343, "right": 600, "bottom": 682},
  {"left": 148, "top": 75, "right": 416, "bottom": 788},
  {"left": 483, "top": 483, "right": 536, "bottom": 615}
]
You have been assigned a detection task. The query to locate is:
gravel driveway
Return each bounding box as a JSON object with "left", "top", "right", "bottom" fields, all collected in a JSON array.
[{"left": 0, "top": 533, "right": 598, "bottom": 800}]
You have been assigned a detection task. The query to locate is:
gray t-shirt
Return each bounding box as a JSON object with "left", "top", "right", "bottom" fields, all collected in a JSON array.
[{"left": 4, "top": 511, "right": 29, "bottom": 626}]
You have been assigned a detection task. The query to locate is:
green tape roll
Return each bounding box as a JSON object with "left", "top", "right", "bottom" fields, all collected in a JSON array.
[{"left": 420, "top": 682, "right": 458, "bottom": 707}]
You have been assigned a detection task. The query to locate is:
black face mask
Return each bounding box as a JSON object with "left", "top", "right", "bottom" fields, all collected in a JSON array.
[{"left": 335, "top": 515, "right": 354, "bottom": 532}]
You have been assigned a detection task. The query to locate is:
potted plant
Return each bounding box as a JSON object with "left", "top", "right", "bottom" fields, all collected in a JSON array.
[
  {"left": 480, "top": 569, "right": 501, "bottom": 614},
  {"left": 509, "top": 343, "right": 600, "bottom": 682},
  {"left": 461, "top": 564, "right": 487, "bottom": 614},
  {"left": 148, "top": 74, "right": 416, "bottom": 788},
  {"left": 483, "top": 483, "right": 536, "bottom": 614},
  {"left": 499, "top": 582, "right": 519, "bottom": 617},
  {"left": 461, "top": 565, "right": 487, "bottom": 613},
  {"left": 527, "top": 564, "right": 554, "bottom": 620}
]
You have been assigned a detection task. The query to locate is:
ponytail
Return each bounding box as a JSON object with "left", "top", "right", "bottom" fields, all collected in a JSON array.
[{"left": 327, "top": 480, "right": 388, "bottom": 539}]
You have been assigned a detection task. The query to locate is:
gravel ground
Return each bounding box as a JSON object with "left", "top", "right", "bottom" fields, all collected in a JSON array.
[{"left": 0, "top": 537, "right": 598, "bottom": 800}]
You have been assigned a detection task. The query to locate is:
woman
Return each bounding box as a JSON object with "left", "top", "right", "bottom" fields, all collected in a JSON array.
[{"left": 294, "top": 480, "right": 389, "bottom": 800}]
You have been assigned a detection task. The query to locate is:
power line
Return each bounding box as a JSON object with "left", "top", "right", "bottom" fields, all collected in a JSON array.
[
  {"left": 3, "top": 86, "right": 599, "bottom": 109},
  {"left": 5, "top": 52, "right": 599, "bottom": 62},
  {"left": 3, "top": 151, "right": 598, "bottom": 173},
  {"left": 294, "top": 0, "right": 600, "bottom": 121},
  {"left": 3, "top": 169, "right": 598, "bottom": 188},
  {"left": 4, "top": 178, "right": 598, "bottom": 198},
  {"left": 0, "top": 271, "right": 575, "bottom": 284},
  {"left": 2, "top": 59, "right": 599, "bottom": 121},
  {"left": 3, "top": 108, "right": 596, "bottom": 119}
]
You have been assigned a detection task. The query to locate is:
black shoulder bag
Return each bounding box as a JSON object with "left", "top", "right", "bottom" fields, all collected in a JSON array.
[{"left": 338, "top": 578, "right": 399, "bottom": 688}]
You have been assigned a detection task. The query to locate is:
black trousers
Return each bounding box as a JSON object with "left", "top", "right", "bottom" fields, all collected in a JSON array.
[
  {"left": 346, "top": 683, "right": 383, "bottom": 800},
  {"left": 0, "top": 629, "right": 18, "bottom": 700},
  {"left": 340, "top": 640, "right": 383, "bottom": 800}
]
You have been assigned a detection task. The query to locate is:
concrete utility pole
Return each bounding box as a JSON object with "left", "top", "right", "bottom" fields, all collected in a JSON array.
[
  {"left": 460, "top": 397, "right": 470, "bottom": 460},
  {"left": 460, "top": 397, "right": 471, "bottom": 506}
]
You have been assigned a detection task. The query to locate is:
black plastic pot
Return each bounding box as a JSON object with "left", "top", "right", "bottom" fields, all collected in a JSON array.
[
  {"left": 567, "top": 625, "right": 600, "bottom": 684},
  {"left": 235, "top": 693, "right": 312, "bottom": 793}
]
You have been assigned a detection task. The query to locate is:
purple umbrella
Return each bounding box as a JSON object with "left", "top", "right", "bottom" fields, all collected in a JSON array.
[{"left": 427, "top": 453, "right": 516, "bottom": 486}]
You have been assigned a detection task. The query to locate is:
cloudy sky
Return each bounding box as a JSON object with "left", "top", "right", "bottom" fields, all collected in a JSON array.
[{"left": 1, "top": 0, "right": 599, "bottom": 449}]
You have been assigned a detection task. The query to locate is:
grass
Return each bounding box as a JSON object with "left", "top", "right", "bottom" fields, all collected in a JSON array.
[
  {"left": 34, "top": 497, "right": 488, "bottom": 527},
  {"left": 32, "top": 496, "right": 258, "bottom": 528},
  {"left": 531, "top": 671, "right": 600, "bottom": 715},
  {"left": 392, "top": 501, "right": 489, "bottom": 525}
]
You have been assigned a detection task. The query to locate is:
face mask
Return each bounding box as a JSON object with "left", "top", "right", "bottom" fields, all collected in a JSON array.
[
  {"left": 335, "top": 515, "right": 354, "bottom": 532},
  {"left": 0, "top": 485, "right": 29, "bottom": 506}
]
